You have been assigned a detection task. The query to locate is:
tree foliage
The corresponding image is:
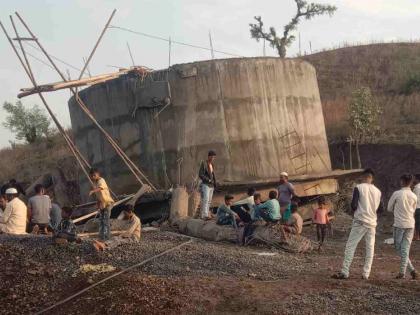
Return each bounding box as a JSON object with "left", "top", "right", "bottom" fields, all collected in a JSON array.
[
  {"left": 249, "top": 0, "right": 337, "bottom": 58},
  {"left": 2, "top": 100, "right": 51, "bottom": 144},
  {"left": 348, "top": 87, "right": 382, "bottom": 144}
]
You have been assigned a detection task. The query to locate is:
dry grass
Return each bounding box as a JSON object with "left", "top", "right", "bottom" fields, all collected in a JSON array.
[{"left": 0, "top": 133, "right": 77, "bottom": 186}]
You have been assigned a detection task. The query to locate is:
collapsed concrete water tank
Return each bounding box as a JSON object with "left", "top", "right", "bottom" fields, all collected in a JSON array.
[{"left": 69, "top": 57, "right": 331, "bottom": 195}]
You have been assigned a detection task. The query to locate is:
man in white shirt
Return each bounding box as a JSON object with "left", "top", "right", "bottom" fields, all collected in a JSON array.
[
  {"left": 333, "top": 169, "right": 383, "bottom": 280},
  {"left": 0, "top": 188, "right": 27, "bottom": 234},
  {"left": 412, "top": 174, "right": 420, "bottom": 241},
  {"left": 388, "top": 174, "right": 418, "bottom": 280}
]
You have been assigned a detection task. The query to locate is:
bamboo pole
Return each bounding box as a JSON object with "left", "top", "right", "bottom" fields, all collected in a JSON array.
[
  {"left": 15, "top": 11, "right": 157, "bottom": 191},
  {"left": 1, "top": 18, "right": 93, "bottom": 187}
]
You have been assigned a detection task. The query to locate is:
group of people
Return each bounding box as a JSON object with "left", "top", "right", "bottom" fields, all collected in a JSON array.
[
  {"left": 198, "top": 150, "right": 332, "bottom": 248},
  {"left": 0, "top": 182, "right": 61, "bottom": 235},
  {"left": 0, "top": 169, "right": 141, "bottom": 251},
  {"left": 199, "top": 151, "right": 419, "bottom": 279}
]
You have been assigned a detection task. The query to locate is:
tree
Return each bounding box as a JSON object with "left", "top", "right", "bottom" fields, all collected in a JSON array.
[
  {"left": 348, "top": 87, "right": 382, "bottom": 169},
  {"left": 249, "top": 0, "right": 337, "bottom": 58},
  {"left": 2, "top": 100, "right": 51, "bottom": 144}
]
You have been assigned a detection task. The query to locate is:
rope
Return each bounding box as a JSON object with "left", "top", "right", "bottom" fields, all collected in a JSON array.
[
  {"left": 25, "top": 41, "right": 82, "bottom": 72},
  {"left": 109, "top": 25, "right": 243, "bottom": 57},
  {"left": 34, "top": 238, "right": 193, "bottom": 315}
]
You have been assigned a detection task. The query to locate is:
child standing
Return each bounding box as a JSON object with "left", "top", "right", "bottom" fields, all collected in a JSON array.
[
  {"left": 89, "top": 168, "right": 114, "bottom": 241},
  {"left": 313, "top": 196, "right": 330, "bottom": 249}
]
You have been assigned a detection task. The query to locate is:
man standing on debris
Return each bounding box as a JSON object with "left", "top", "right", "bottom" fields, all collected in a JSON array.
[
  {"left": 277, "top": 172, "right": 296, "bottom": 221},
  {"left": 199, "top": 150, "right": 217, "bottom": 220},
  {"left": 28, "top": 184, "right": 52, "bottom": 234},
  {"left": 387, "top": 174, "right": 418, "bottom": 280},
  {"left": 89, "top": 168, "right": 114, "bottom": 241},
  {"left": 0, "top": 188, "right": 27, "bottom": 234},
  {"left": 333, "top": 169, "right": 383, "bottom": 280}
]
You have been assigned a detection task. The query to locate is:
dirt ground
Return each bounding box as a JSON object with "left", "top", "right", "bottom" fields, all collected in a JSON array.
[{"left": 0, "top": 213, "right": 419, "bottom": 315}]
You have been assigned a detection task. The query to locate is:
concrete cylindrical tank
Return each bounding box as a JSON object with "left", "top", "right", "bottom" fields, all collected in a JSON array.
[{"left": 69, "top": 57, "right": 331, "bottom": 196}]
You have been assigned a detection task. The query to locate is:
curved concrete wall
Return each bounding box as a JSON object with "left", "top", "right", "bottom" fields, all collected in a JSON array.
[{"left": 69, "top": 57, "right": 331, "bottom": 195}]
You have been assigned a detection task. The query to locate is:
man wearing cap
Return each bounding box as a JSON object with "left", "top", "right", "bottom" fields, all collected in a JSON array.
[
  {"left": 198, "top": 150, "right": 217, "bottom": 220},
  {"left": 277, "top": 172, "right": 296, "bottom": 219},
  {"left": 0, "top": 188, "right": 27, "bottom": 234}
]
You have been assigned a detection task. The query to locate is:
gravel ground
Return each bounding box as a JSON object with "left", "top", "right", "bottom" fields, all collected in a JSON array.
[{"left": 1, "top": 212, "right": 419, "bottom": 314}]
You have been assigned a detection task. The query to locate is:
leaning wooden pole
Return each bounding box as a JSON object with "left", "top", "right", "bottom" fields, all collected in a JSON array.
[{"left": 15, "top": 11, "right": 157, "bottom": 191}]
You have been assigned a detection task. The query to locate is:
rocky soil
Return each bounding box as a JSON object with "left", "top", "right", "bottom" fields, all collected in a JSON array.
[{"left": 0, "top": 213, "right": 419, "bottom": 314}]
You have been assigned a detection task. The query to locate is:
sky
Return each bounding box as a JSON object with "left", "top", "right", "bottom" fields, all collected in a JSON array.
[{"left": 1, "top": 0, "right": 420, "bottom": 148}]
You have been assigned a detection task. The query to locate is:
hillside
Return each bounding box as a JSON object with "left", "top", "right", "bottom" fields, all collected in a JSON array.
[
  {"left": 0, "top": 134, "right": 78, "bottom": 203},
  {"left": 302, "top": 42, "right": 420, "bottom": 145}
]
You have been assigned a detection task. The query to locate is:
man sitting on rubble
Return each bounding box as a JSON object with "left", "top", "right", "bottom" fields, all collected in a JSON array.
[
  {"left": 93, "top": 204, "right": 141, "bottom": 251},
  {"left": 216, "top": 195, "right": 241, "bottom": 228},
  {"left": 230, "top": 187, "right": 256, "bottom": 223},
  {"left": 282, "top": 203, "right": 303, "bottom": 235},
  {"left": 28, "top": 184, "right": 52, "bottom": 234},
  {"left": 54, "top": 206, "right": 81, "bottom": 244},
  {"left": 253, "top": 190, "right": 281, "bottom": 224},
  {"left": 0, "top": 188, "right": 27, "bottom": 234}
]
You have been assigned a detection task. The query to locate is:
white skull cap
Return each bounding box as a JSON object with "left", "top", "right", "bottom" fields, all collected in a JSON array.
[
  {"left": 5, "top": 188, "right": 18, "bottom": 194},
  {"left": 280, "top": 172, "right": 288, "bottom": 177}
]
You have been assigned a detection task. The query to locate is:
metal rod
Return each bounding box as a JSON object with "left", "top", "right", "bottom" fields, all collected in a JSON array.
[
  {"left": 13, "top": 36, "right": 37, "bottom": 41},
  {"left": 168, "top": 36, "right": 172, "bottom": 68},
  {"left": 78, "top": 9, "right": 116, "bottom": 79},
  {"left": 126, "top": 41, "right": 135, "bottom": 67},
  {"left": 208, "top": 30, "right": 214, "bottom": 59}
]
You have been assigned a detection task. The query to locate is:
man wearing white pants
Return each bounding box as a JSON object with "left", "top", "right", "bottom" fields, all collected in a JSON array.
[
  {"left": 334, "top": 169, "right": 383, "bottom": 280},
  {"left": 199, "top": 150, "right": 217, "bottom": 220},
  {"left": 387, "top": 174, "right": 418, "bottom": 280}
]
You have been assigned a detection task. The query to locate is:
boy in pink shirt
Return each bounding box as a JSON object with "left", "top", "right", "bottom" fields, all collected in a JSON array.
[{"left": 313, "top": 196, "right": 330, "bottom": 250}]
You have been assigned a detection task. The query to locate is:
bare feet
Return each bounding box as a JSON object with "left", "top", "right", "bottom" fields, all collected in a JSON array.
[
  {"left": 31, "top": 225, "right": 39, "bottom": 235},
  {"left": 93, "top": 240, "right": 106, "bottom": 251}
]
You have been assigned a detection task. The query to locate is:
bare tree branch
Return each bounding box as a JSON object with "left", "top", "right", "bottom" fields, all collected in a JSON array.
[{"left": 249, "top": 0, "right": 337, "bottom": 57}]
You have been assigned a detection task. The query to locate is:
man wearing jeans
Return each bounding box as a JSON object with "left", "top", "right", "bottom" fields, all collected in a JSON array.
[
  {"left": 333, "top": 169, "right": 383, "bottom": 280},
  {"left": 387, "top": 174, "right": 418, "bottom": 279},
  {"left": 198, "top": 150, "right": 217, "bottom": 220},
  {"left": 89, "top": 168, "right": 114, "bottom": 241}
]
